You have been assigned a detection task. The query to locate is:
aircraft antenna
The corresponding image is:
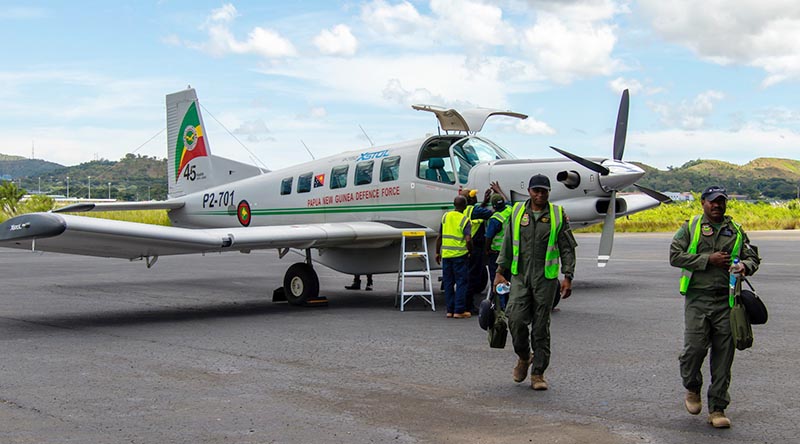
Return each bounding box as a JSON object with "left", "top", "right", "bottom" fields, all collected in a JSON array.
[
  {"left": 359, "top": 124, "right": 375, "bottom": 147},
  {"left": 200, "top": 103, "right": 270, "bottom": 172},
  {"left": 300, "top": 140, "right": 316, "bottom": 160}
]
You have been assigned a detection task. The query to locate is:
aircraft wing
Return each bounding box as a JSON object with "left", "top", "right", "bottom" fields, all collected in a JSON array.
[
  {"left": 0, "top": 212, "right": 428, "bottom": 259},
  {"left": 53, "top": 200, "right": 185, "bottom": 213}
]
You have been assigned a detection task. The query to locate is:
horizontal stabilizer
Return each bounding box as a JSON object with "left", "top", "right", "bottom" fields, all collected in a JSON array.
[{"left": 54, "top": 200, "right": 185, "bottom": 213}]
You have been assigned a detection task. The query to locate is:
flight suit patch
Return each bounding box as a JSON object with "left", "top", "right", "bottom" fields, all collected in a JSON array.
[
  {"left": 701, "top": 223, "right": 713, "bottom": 236},
  {"left": 541, "top": 217, "right": 550, "bottom": 223},
  {"left": 720, "top": 228, "right": 733, "bottom": 236},
  {"left": 521, "top": 213, "right": 530, "bottom": 226}
]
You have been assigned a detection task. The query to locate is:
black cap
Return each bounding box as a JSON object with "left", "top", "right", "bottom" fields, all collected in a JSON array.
[
  {"left": 528, "top": 174, "right": 551, "bottom": 190},
  {"left": 490, "top": 193, "right": 504, "bottom": 206},
  {"left": 701, "top": 185, "right": 728, "bottom": 201}
]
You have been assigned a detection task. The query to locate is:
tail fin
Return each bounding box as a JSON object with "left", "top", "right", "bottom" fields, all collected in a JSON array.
[{"left": 166, "top": 88, "right": 264, "bottom": 199}]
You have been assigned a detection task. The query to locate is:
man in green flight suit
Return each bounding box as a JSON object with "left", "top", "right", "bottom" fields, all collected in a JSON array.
[
  {"left": 669, "top": 185, "right": 761, "bottom": 428},
  {"left": 493, "top": 174, "right": 577, "bottom": 390}
]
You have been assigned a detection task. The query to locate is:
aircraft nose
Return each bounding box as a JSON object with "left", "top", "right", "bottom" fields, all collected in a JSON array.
[{"left": 598, "top": 160, "right": 645, "bottom": 191}]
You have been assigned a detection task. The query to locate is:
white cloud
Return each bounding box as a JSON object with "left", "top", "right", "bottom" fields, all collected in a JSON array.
[
  {"left": 525, "top": 0, "right": 623, "bottom": 22},
  {"left": 638, "top": 0, "right": 800, "bottom": 86},
  {"left": 521, "top": 13, "right": 620, "bottom": 83},
  {"left": 648, "top": 90, "right": 725, "bottom": 130},
  {"left": 233, "top": 119, "right": 273, "bottom": 143},
  {"left": 0, "top": 7, "right": 48, "bottom": 20},
  {"left": 429, "top": 0, "right": 514, "bottom": 47},
  {"left": 309, "top": 107, "right": 328, "bottom": 118},
  {"left": 360, "top": 0, "right": 430, "bottom": 36},
  {"left": 196, "top": 3, "right": 297, "bottom": 58},
  {"left": 313, "top": 24, "right": 358, "bottom": 56},
  {"left": 630, "top": 125, "right": 800, "bottom": 169},
  {"left": 516, "top": 117, "right": 556, "bottom": 135},
  {"left": 608, "top": 77, "right": 664, "bottom": 96}
]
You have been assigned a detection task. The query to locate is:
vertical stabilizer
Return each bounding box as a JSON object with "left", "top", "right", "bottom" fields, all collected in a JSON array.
[
  {"left": 167, "top": 88, "right": 214, "bottom": 198},
  {"left": 166, "top": 88, "right": 267, "bottom": 199}
]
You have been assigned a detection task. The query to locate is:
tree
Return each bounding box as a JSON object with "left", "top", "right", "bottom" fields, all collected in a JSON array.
[{"left": 0, "top": 180, "right": 26, "bottom": 214}]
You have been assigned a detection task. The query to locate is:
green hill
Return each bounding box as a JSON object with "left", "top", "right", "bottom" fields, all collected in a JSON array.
[
  {"left": 635, "top": 157, "right": 800, "bottom": 200},
  {"left": 0, "top": 158, "right": 64, "bottom": 179}
]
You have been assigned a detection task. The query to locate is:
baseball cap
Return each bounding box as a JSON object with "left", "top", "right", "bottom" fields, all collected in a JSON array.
[
  {"left": 701, "top": 185, "right": 728, "bottom": 201},
  {"left": 528, "top": 174, "right": 551, "bottom": 190},
  {"left": 490, "top": 193, "right": 504, "bottom": 206}
]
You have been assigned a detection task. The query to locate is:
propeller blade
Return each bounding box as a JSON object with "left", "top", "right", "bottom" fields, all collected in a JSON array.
[
  {"left": 598, "top": 190, "right": 616, "bottom": 268},
  {"left": 550, "top": 146, "right": 610, "bottom": 175},
  {"left": 613, "top": 89, "right": 629, "bottom": 161},
  {"left": 634, "top": 184, "right": 673, "bottom": 203}
]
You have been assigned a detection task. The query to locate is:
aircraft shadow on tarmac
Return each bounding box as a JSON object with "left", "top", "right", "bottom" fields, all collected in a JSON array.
[{"left": 2, "top": 286, "right": 426, "bottom": 333}]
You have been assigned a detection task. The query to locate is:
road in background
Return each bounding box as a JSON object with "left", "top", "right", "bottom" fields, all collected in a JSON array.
[{"left": 1, "top": 231, "right": 797, "bottom": 443}]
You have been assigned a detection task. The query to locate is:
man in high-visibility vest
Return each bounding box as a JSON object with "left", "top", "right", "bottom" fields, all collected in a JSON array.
[
  {"left": 485, "top": 193, "right": 512, "bottom": 306},
  {"left": 493, "top": 174, "right": 577, "bottom": 390},
  {"left": 462, "top": 188, "right": 494, "bottom": 314},
  {"left": 436, "top": 195, "right": 473, "bottom": 318},
  {"left": 669, "top": 185, "right": 760, "bottom": 428}
]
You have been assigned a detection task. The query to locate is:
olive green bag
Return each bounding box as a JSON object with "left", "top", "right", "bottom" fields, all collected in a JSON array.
[
  {"left": 488, "top": 293, "right": 508, "bottom": 349},
  {"left": 730, "top": 277, "right": 753, "bottom": 351}
]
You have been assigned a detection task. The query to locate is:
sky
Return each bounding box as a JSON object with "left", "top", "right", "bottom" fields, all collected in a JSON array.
[{"left": 0, "top": 0, "right": 798, "bottom": 171}]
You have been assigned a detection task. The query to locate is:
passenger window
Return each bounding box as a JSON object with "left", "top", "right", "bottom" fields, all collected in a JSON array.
[
  {"left": 330, "top": 165, "right": 349, "bottom": 189},
  {"left": 380, "top": 156, "right": 400, "bottom": 182},
  {"left": 297, "top": 172, "right": 312, "bottom": 193},
  {"left": 280, "top": 177, "right": 292, "bottom": 195},
  {"left": 355, "top": 161, "right": 374, "bottom": 186}
]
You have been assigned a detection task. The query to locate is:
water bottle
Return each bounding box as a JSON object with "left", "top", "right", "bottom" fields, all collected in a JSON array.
[
  {"left": 496, "top": 282, "right": 510, "bottom": 295},
  {"left": 729, "top": 258, "right": 740, "bottom": 291}
]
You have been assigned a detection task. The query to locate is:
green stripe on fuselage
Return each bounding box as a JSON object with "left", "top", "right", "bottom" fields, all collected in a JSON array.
[{"left": 191, "top": 202, "right": 452, "bottom": 216}]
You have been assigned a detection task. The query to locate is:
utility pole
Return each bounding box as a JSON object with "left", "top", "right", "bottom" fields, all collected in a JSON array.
[
  {"left": 88, "top": 176, "right": 91, "bottom": 199},
  {"left": 108, "top": 182, "right": 111, "bottom": 200},
  {"left": 66, "top": 176, "right": 70, "bottom": 198},
  {"left": 38, "top": 177, "right": 41, "bottom": 194}
]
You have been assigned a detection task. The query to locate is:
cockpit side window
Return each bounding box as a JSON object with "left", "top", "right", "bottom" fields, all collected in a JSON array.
[
  {"left": 417, "top": 139, "right": 456, "bottom": 185},
  {"left": 451, "top": 137, "right": 513, "bottom": 184}
]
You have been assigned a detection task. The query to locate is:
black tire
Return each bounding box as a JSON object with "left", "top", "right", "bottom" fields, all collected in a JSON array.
[
  {"left": 553, "top": 280, "right": 561, "bottom": 309},
  {"left": 283, "top": 263, "right": 319, "bottom": 306}
]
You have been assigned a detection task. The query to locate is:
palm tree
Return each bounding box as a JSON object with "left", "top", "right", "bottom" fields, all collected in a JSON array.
[{"left": 0, "top": 180, "right": 26, "bottom": 215}]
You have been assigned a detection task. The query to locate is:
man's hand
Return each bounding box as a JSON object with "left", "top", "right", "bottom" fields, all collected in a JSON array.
[
  {"left": 435, "top": 252, "right": 441, "bottom": 264},
  {"left": 709, "top": 251, "right": 731, "bottom": 269},
  {"left": 730, "top": 261, "right": 745, "bottom": 275},
  {"left": 560, "top": 278, "right": 572, "bottom": 299},
  {"left": 493, "top": 272, "right": 509, "bottom": 290},
  {"left": 490, "top": 181, "right": 501, "bottom": 193},
  {"left": 483, "top": 188, "right": 492, "bottom": 204}
]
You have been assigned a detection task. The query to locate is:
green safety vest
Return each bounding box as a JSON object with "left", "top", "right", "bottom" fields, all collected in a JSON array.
[
  {"left": 510, "top": 201, "right": 563, "bottom": 279},
  {"left": 489, "top": 206, "right": 512, "bottom": 252},
  {"left": 441, "top": 210, "right": 470, "bottom": 259},
  {"left": 679, "top": 215, "right": 743, "bottom": 296},
  {"left": 464, "top": 205, "right": 484, "bottom": 238}
]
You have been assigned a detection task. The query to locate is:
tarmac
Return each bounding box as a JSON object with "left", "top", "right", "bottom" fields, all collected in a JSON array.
[{"left": 1, "top": 230, "right": 798, "bottom": 444}]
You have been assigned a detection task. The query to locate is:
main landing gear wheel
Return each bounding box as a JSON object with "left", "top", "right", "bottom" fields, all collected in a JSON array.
[{"left": 283, "top": 262, "right": 320, "bottom": 306}]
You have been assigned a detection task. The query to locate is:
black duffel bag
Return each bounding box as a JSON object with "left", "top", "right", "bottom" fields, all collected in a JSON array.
[{"left": 741, "top": 278, "right": 768, "bottom": 325}]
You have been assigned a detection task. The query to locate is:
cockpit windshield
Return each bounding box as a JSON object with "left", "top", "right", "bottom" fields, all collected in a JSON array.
[{"left": 451, "top": 136, "right": 516, "bottom": 184}]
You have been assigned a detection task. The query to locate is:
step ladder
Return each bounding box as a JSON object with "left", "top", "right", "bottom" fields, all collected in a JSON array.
[{"left": 396, "top": 231, "right": 435, "bottom": 312}]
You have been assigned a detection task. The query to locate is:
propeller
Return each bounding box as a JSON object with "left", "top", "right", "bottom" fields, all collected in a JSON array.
[
  {"left": 598, "top": 190, "right": 616, "bottom": 268},
  {"left": 634, "top": 184, "right": 673, "bottom": 203},
  {"left": 549, "top": 146, "right": 609, "bottom": 175}
]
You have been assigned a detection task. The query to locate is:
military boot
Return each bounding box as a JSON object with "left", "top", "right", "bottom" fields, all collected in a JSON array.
[
  {"left": 684, "top": 391, "right": 701, "bottom": 415},
  {"left": 531, "top": 374, "right": 548, "bottom": 391},
  {"left": 708, "top": 411, "right": 731, "bottom": 428},
  {"left": 512, "top": 357, "right": 531, "bottom": 383},
  {"left": 345, "top": 278, "right": 361, "bottom": 290}
]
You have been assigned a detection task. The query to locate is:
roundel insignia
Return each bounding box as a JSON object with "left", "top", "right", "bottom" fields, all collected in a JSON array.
[
  {"left": 237, "top": 200, "right": 251, "bottom": 227},
  {"left": 183, "top": 125, "right": 198, "bottom": 151}
]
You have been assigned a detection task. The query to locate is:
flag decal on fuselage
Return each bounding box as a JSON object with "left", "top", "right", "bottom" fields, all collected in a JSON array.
[{"left": 175, "top": 102, "right": 208, "bottom": 182}]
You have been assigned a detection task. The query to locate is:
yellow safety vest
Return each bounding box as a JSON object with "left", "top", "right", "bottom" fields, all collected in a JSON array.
[
  {"left": 464, "top": 205, "right": 484, "bottom": 238},
  {"left": 679, "top": 215, "right": 743, "bottom": 295},
  {"left": 489, "top": 206, "right": 512, "bottom": 252},
  {"left": 441, "top": 210, "right": 470, "bottom": 259},
  {"left": 510, "top": 201, "right": 563, "bottom": 279}
]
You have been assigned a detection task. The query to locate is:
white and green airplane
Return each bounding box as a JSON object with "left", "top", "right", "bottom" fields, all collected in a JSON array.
[{"left": 0, "top": 87, "right": 669, "bottom": 305}]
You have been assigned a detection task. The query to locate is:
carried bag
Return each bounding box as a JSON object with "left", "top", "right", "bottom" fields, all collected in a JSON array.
[
  {"left": 730, "top": 278, "right": 754, "bottom": 351},
  {"left": 487, "top": 293, "right": 508, "bottom": 349},
  {"left": 740, "top": 278, "right": 768, "bottom": 325}
]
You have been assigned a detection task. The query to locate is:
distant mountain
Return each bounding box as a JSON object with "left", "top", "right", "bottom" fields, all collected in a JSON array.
[
  {"left": 0, "top": 158, "right": 65, "bottom": 180},
  {"left": 634, "top": 157, "right": 800, "bottom": 200},
  {"left": 0, "top": 153, "right": 168, "bottom": 201}
]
